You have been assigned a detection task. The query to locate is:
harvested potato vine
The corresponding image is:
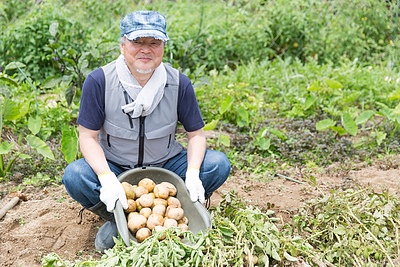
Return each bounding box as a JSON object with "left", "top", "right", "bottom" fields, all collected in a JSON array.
[{"left": 123, "top": 178, "right": 189, "bottom": 242}]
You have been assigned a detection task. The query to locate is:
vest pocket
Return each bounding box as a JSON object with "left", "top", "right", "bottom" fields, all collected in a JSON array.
[
  {"left": 145, "top": 122, "right": 175, "bottom": 139},
  {"left": 144, "top": 122, "right": 176, "bottom": 158},
  {"left": 99, "top": 121, "right": 140, "bottom": 164},
  {"left": 103, "top": 119, "right": 139, "bottom": 140}
]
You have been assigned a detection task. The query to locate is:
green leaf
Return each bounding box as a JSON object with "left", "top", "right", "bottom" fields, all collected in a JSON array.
[
  {"left": 19, "top": 101, "right": 30, "bottom": 118},
  {"left": 259, "top": 255, "right": 269, "bottom": 266},
  {"left": 304, "top": 95, "right": 316, "bottom": 110},
  {"left": 325, "top": 78, "right": 343, "bottom": 89},
  {"left": 219, "top": 225, "right": 234, "bottom": 237},
  {"left": 4, "top": 61, "right": 26, "bottom": 71},
  {"left": 343, "top": 91, "right": 361, "bottom": 103},
  {"left": 218, "top": 134, "right": 230, "bottom": 147},
  {"left": 61, "top": 125, "right": 78, "bottom": 163},
  {"left": 333, "top": 225, "right": 347, "bottom": 235},
  {"left": 252, "top": 234, "right": 264, "bottom": 248},
  {"left": 237, "top": 106, "right": 249, "bottom": 127},
  {"left": 269, "top": 128, "right": 287, "bottom": 140},
  {"left": 316, "top": 119, "right": 336, "bottom": 131},
  {"left": 3, "top": 99, "right": 29, "bottom": 122},
  {"left": 342, "top": 113, "right": 357, "bottom": 136},
  {"left": 28, "top": 116, "right": 42, "bottom": 135},
  {"left": 355, "top": 110, "right": 375, "bottom": 125},
  {"left": 258, "top": 127, "right": 268, "bottom": 138},
  {"left": 374, "top": 131, "right": 387, "bottom": 146},
  {"left": 394, "top": 102, "right": 400, "bottom": 115},
  {"left": 257, "top": 137, "right": 271, "bottom": 150},
  {"left": 26, "top": 135, "right": 55, "bottom": 160},
  {"left": 65, "top": 84, "right": 77, "bottom": 106},
  {"left": 283, "top": 251, "right": 298, "bottom": 261},
  {"left": 41, "top": 76, "right": 62, "bottom": 89},
  {"left": 307, "top": 80, "right": 321, "bottom": 92},
  {"left": 271, "top": 248, "right": 281, "bottom": 261},
  {"left": 204, "top": 119, "right": 218, "bottom": 131},
  {"left": 219, "top": 96, "right": 233, "bottom": 115},
  {"left": 389, "top": 89, "right": 400, "bottom": 100},
  {"left": 331, "top": 126, "right": 347, "bottom": 136},
  {"left": 0, "top": 74, "right": 18, "bottom": 87},
  {"left": 62, "top": 57, "right": 77, "bottom": 67},
  {"left": 0, "top": 142, "right": 14, "bottom": 154},
  {"left": 18, "top": 153, "right": 31, "bottom": 159},
  {"left": 265, "top": 241, "right": 272, "bottom": 254},
  {"left": 3, "top": 99, "right": 22, "bottom": 121}
]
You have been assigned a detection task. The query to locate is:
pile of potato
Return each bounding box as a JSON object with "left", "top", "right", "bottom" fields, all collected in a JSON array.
[{"left": 121, "top": 178, "right": 189, "bottom": 243}]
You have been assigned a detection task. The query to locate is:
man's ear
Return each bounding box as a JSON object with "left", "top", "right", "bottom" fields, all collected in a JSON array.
[{"left": 120, "top": 44, "right": 124, "bottom": 55}]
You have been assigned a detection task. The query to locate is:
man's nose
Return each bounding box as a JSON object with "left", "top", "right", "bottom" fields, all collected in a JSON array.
[{"left": 140, "top": 46, "right": 151, "bottom": 53}]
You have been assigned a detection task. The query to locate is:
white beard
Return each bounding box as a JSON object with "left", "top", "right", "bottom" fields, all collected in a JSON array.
[{"left": 136, "top": 68, "right": 153, "bottom": 74}]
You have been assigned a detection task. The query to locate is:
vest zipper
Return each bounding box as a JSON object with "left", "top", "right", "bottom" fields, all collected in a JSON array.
[
  {"left": 167, "top": 134, "right": 171, "bottom": 148},
  {"left": 137, "top": 116, "right": 145, "bottom": 167},
  {"left": 123, "top": 90, "right": 134, "bottom": 129}
]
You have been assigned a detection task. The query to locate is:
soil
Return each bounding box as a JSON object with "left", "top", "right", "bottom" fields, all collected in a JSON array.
[{"left": 1, "top": 156, "right": 400, "bottom": 267}]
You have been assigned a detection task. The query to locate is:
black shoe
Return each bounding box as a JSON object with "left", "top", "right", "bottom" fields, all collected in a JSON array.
[
  {"left": 95, "top": 221, "right": 118, "bottom": 252},
  {"left": 204, "top": 192, "right": 213, "bottom": 209}
]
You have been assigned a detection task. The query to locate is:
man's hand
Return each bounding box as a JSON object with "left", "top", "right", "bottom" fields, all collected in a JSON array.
[
  {"left": 98, "top": 172, "right": 128, "bottom": 212},
  {"left": 185, "top": 168, "right": 205, "bottom": 204}
]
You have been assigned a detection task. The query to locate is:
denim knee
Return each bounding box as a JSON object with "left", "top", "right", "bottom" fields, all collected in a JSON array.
[
  {"left": 201, "top": 150, "right": 231, "bottom": 194},
  {"left": 62, "top": 159, "right": 101, "bottom": 208}
]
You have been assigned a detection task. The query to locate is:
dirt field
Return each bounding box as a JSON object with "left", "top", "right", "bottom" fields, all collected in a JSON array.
[{"left": 1, "top": 157, "right": 400, "bottom": 267}]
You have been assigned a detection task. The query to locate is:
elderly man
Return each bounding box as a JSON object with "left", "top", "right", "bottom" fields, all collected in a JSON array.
[{"left": 62, "top": 10, "right": 231, "bottom": 251}]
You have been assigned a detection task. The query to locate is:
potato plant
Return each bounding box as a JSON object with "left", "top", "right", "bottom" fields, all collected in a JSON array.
[
  {"left": 291, "top": 188, "right": 400, "bottom": 266},
  {"left": 42, "top": 189, "right": 400, "bottom": 267},
  {"left": 42, "top": 192, "right": 307, "bottom": 267}
]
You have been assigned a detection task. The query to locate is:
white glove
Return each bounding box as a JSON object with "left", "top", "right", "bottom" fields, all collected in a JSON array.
[
  {"left": 98, "top": 172, "right": 128, "bottom": 212},
  {"left": 185, "top": 168, "right": 205, "bottom": 204}
]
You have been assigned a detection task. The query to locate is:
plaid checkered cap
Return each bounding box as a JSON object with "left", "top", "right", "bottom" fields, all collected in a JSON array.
[{"left": 120, "top": 11, "right": 169, "bottom": 42}]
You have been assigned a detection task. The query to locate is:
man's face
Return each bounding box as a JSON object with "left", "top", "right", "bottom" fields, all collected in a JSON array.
[{"left": 120, "top": 37, "right": 165, "bottom": 76}]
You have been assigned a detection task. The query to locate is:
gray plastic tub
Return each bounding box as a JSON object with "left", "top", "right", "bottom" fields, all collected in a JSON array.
[{"left": 114, "top": 166, "right": 212, "bottom": 246}]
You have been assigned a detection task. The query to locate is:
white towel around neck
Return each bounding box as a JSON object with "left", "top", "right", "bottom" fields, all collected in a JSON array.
[{"left": 117, "top": 54, "right": 166, "bottom": 118}]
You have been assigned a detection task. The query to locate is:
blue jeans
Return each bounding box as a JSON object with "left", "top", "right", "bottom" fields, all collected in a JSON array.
[{"left": 62, "top": 149, "right": 231, "bottom": 208}]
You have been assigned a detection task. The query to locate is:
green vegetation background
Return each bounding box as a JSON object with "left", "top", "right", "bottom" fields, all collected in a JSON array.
[
  {"left": 2, "top": 1, "right": 400, "bottom": 266},
  {"left": 1, "top": 0, "right": 400, "bottom": 181}
]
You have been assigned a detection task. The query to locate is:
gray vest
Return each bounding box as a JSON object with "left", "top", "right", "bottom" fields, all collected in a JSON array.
[{"left": 99, "top": 61, "right": 184, "bottom": 168}]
